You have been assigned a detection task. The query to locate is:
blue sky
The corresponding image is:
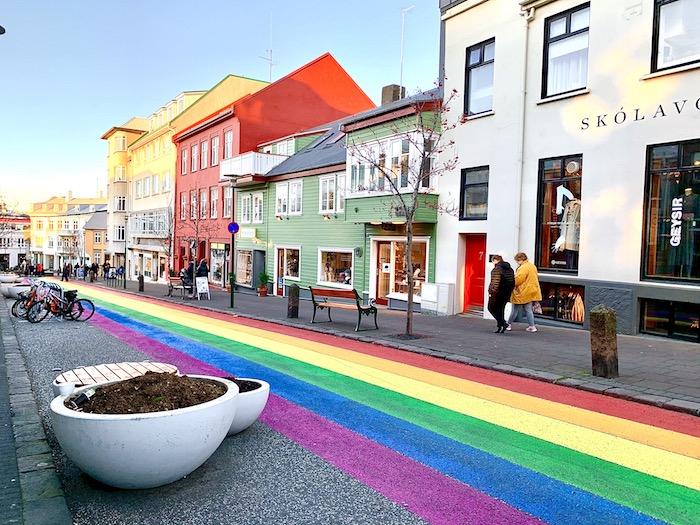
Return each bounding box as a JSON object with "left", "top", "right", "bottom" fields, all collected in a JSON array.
[{"left": 0, "top": 1, "right": 440, "bottom": 211}]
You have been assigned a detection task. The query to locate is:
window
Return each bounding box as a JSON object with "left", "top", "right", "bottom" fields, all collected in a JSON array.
[
  {"left": 35, "top": 221, "right": 43, "bottom": 230},
  {"left": 190, "top": 190, "right": 197, "bottom": 220},
  {"left": 143, "top": 176, "right": 151, "bottom": 197},
  {"left": 542, "top": 3, "right": 589, "bottom": 98},
  {"left": 181, "top": 149, "right": 188, "bottom": 175},
  {"left": 135, "top": 179, "right": 143, "bottom": 199},
  {"left": 319, "top": 175, "right": 336, "bottom": 214},
  {"left": 200, "top": 141, "right": 208, "bottom": 169},
  {"left": 115, "top": 225, "right": 125, "bottom": 241},
  {"left": 391, "top": 241, "right": 428, "bottom": 296},
  {"left": 48, "top": 220, "right": 54, "bottom": 230},
  {"left": 275, "top": 182, "right": 288, "bottom": 216},
  {"left": 94, "top": 232, "right": 102, "bottom": 244},
  {"left": 163, "top": 171, "right": 171, "bottom": 193},
  {"left": 236, "top": 250, "right": 253, "bottom": 286},
  {"left": 289, "top": 180, "right": 303, "bottom": 215},
  {"left": 224, "top": 130, "right": 233, "bottom": 159},
  {"left": 538, "top": 283, "right": 585, "bottom": 324},
  {"left": 223, "top": 186, "right": 233, "bottom": 217},
  {"left": 152, "top": 174, "right": 160, "bottom": 195},
  {"left": 465, "top": 38, "right": 495, "bottom": 115},
  {"left": 115, "top": 136, "right": 127, "bottom": 152},
  {"left": 460, "top": 167, "right": 489, "bottom": 220},
  {"left": 536, "top": 154, "right": 582, "bottom": 273},
  {"left": 191, "top": 144, "right": 199, "bottom": 172},
  {"left": 337, "top": 174, "right": 346, "bottom": 212},
  {"left": 210, "top": 187, "right": 218, "bottom": 218},
  {"left": 390, "top": 139, "right": 410, "bottom": 189},
  {"left": 72, "top": 220, "right": 78, "bottom": 230},
  {"left": 178, "top": 98, "right": 184, "bottom": 113},
  {"left": 48, "top": 238, "right": 54, "bottom": 248},
  {"left": 114, "top": 165, "right": 126, "bottom": 181},
  {"left": 643, "top": 139, "right": 700, "bottom": 283},
  {"left": 252, "top": 192, "right": 264, "bottom": 223},
  {"left": 277, "top": 139, "right": 294, "bottom": 156},
  {"left": 180, "top": 192, "right": 187, "bottom": 220},
  {"left": 154, "top": 139, "right": 160, "bottom": 158},
  {"left": 653, "top": 0, "right": 700, "bottom": 71},
  {"left": 211, "top": 135, "right": 220, "bottom": 166},
  {"left": 241, "top": 194, "right": 252, "bottom": 223},
  {"left": 116, "top": 196, "right": 126, "bottom": 212},
  {"left": 278, "top": 247, "right": 300, "bottom": 279},
  {"left": 641, "top": 299, "right": 699, "bottom": 342},
  {"left": 318, "top": 249, "right": 353, "bottom": 287},
  {"left": 200, "top": 189, "right": 207, "bottom": 219}
]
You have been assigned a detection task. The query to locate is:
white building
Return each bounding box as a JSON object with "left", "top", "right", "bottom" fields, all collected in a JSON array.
[
  {"left": 438, "top": 0, "right": 699, "bottom": 341},
  {"left": 0, "top": 211, "right": 30, "bottom": 270}
]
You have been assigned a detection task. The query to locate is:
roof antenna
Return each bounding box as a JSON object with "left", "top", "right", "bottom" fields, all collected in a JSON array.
[{"left": 259, "top": 14, "right": 274, "bottom": 82}]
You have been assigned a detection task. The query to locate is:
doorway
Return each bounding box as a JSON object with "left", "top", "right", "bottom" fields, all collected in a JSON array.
[
  {"left": 376, "top": 241, "right": 391, "bottom": 305},
  {"left": 463, "top": 234, "right": 486, "bottom": 312}
]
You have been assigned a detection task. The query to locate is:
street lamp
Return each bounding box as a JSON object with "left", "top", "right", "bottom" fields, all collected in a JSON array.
[{"left": 222, "top": 174, "right": 240, "bottom": 308}]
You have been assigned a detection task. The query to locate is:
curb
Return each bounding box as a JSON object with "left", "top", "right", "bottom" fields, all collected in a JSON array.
[
  {"left": 1, "top": 301, "right": 72, "bottom": 525},
  {"left": 86, "top": 281, "right": 700, "bottom": 417}
]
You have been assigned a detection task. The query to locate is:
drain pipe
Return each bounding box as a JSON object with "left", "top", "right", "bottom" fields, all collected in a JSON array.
[{"left": 513, "top": 7, "right": 535, "bottom": 254}]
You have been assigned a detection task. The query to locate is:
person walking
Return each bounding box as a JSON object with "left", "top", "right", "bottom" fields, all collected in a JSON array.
[
  {"left": 102, "top": 261, "right": 110, "bottom": 280},
  {"left": 61, "top": 263, "right": 71, "bottom": 282},
  {"left": 196, "top": 259, "right": 209, "bottom": 278},
  {"left": 506, "top": 252, "right": 542, "bottom": 333},
  {"left": 487, "top": 255, "right": 515, "bottom": 334}
]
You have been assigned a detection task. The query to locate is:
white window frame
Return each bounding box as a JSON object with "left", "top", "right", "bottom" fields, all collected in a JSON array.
[
  {"left": 163, "top": 171, "right": 171, "bottom": 193},
  {"left": 152, "top": 174, "right": 160, "bottom": 195},
  {"left": 275, "top": 182, "right": 288, "bottom": 216},
  {"left": 224, "top": 130, "right": 233, "bottom": 159},
  {"left": 211, "top": 135, "right": 220, "bottom": 166},
  {"left": 135, "top": 180, "right": 143, "bottom": 199},
  {"left": 317, "top": 247, "right": 354, "bottom": 290},
  {"left": 252, "top": 192, "right": 264, "bottom": 223},
  {"left": 240, "top": 194, "right": 252, "bottom": 223},
  {"left": 190, "top": 191, "right": 197, "bottom": 220},
  {"left": 289, "top": 179, "right": 303, "bottom": 215},
  {"left": 191, "top": 144, "right": 199, "bottom": 172},
  {"left": 210, "top": 187, "right": 218, "bottom": 218},
  {"left": 143, "top": 176, "right": 151, "bottom": 197},
  {"left": 180, "top": 192, "right": 187, "bottom": 220},
  {"left": 115, "top": 165, "right": 126, "bottom": 181},
  {"left": 115, "top": 136, "right": 127, "bottom": 152},
  {"left": 223, "top": 186, "right": 233, "bottom": 218},
  {"left": 200, "top": 189, "right": 208, "bottom": 220},
  {"left": 274, "top": 245, "right": 302, "bottom": 296},
  {"left": 115, "top": 225, "right": 125, "bottom": 241},
  {"left": 181, "top": 149, "right": 188, "bottom": 175},
  {"left": 200, "top": 140, "right": 208, "bottom": 170},
  {"left": 319, "top": 175, "right": 336, "bottom": 214},
  {"left": 94, "top": 231, "right": 102, "bottom": 244},
  {"left": 115, "top": 196, "right": 126, "bottom": 212},
  {"left": 337, "top": 174, "right": 346, "bottom": 212}
]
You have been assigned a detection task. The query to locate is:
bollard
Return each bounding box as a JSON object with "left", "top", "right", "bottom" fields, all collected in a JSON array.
[
  {"left": 287, "top": 284, "right": 299, "bottom": 318},
  {"left": 589, "top": 304, "right": 619, "bottom": 378},
  {"left": 138, "top": 274, "right": 144, "bottom": 292}
]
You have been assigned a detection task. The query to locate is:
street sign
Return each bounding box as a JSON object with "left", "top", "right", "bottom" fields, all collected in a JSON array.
[{"left": 227, "top": 222, "right": 239, "bottom": 234}]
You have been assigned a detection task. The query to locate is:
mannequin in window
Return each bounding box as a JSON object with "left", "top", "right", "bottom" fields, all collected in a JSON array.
[{"left": 552, "top": 198, "right": 581, "bottom": 253}]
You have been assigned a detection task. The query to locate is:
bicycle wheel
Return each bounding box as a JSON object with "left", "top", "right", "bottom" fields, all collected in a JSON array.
[
  {"left": 27, "top": 302, "right": 49, "bottom": 323},
  {"left": 69, "top": 299, "right": 95, "bottom": 321},
  {"left": 11, "top": 298, "right": 25, "bottom": 318}
]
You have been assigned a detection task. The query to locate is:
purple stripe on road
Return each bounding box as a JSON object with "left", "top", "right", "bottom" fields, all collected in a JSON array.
[{"left": 91, "top": 313, "right": 542, "bottom": 525}]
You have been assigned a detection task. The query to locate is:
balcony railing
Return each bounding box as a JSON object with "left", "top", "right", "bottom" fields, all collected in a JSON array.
[{"left": 219, "top": 152, "right": 287, "bottom": 182}]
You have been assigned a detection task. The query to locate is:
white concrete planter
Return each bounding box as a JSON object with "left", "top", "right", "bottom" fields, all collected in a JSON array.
[
  {"left": 0, "top": 274, "right": 19, "bottom": 284},
  {"left": 50, "top": 375, "right": 238, "bottom": 489},
  {"left": 228, "top": 378, "right": 270, "bottom": 435},
  {"left": 7, "top": 285, "right": 30, "bottom": 299}
]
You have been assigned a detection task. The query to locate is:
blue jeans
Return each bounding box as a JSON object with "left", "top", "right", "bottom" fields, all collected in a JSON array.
[{"left": 508, "top": 302, "right": 535, "bottom": 327}]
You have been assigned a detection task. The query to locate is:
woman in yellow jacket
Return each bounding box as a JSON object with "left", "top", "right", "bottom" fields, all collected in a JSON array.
[{"left": 506, "top": 252, "right": 542, "bottom": 333}]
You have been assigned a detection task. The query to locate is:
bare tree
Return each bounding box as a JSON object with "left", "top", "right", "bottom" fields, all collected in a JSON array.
[
  {"left": 347, "top": 87, "right": 460, "bottom": 337},
  {"left": 174, "top": 175, "right": 220, "bottom": 272},
  {"left": 157, "top": 197, "right": 176, "bottom": 278}
]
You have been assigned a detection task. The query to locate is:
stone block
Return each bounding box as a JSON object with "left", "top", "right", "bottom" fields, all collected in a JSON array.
[{"left": 589, "top": 305, "right": 619, "bottom": 378}]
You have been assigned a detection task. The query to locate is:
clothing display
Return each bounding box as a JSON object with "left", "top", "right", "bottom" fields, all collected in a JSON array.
[{"left": 554, "top": 198, "right": 581, "bottom": 252}]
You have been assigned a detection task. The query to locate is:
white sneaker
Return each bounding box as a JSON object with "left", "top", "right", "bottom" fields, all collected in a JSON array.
[
  {"left": 526, "top": 326, "right": 538, "bottom": 332},
  {"left": 505, "top": 324, "right": 512, "bottom": 331}
]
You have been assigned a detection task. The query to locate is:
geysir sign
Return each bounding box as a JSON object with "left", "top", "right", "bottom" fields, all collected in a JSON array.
[{"left": 580, "top": 96, "right": 700, "bottom": 130}]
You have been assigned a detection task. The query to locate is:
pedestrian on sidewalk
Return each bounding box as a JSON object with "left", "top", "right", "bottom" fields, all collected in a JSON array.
[
  {"left": 196, "top": 259, "right": 209, "bottom": 278},
  {"left": 506, "top": 252, "right": 542, "bottom": 333},
  {"left": 487, "top": 255, "right": 515, "bottom": 333},
  {"left": 61, "top": 263, "right": 71, "bottom": 282},
  {"left": 103, "top": 261, "right": 110, "bottom": 280}
]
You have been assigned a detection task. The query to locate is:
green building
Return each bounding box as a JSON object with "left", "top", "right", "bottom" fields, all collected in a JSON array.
[{"left": 231, "top": 90, "right": 441, "bottom": 310}]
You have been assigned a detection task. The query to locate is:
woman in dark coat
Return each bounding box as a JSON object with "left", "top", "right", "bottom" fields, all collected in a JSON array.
[
  {"left": 196, "top": 259, "right": 209, "bottom": 278},
  {"left": 487, "top": 255, "right": 515, "bottom": 333}
]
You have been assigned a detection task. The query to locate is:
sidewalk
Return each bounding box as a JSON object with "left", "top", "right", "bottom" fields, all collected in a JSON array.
[{"left": 87, "top": 278, "right": 700, "bottom": 414}]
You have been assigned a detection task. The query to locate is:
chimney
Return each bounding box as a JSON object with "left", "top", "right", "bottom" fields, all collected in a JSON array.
[{"left": 381, "top": 84, "right": 405, "bottom": 105}]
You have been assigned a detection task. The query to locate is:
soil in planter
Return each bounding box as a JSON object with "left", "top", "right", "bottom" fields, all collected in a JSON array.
[
  {"left": 224, "top": 377, "right": 261, "bottom": 393},
  {"left": 65, "top": 372, "right": 227, "bottom": 414}
]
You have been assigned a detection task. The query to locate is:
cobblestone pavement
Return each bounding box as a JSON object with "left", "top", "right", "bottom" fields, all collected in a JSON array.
[
  {"left": 10, "top": 310, "right": 425, "bottom": 525},
  {"left": 89, "top": 278, "right": 700, "bottom": 414}
]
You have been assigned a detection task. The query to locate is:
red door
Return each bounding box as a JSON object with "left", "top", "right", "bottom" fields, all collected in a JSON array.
[{"left": 463, "top": 234, "right": 486, "bottom": 311}]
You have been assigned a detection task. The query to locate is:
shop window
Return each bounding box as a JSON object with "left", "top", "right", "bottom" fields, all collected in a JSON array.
[
  {"left": 236, "top": 249, "right": 253, "bottom": 286},
  {"left": 210, "top": 244, "right": 227, "bottom": 285},
  {"left": 392, "top": 241, "right": 427, "bottom": 296},
  {"left": 538, "top": 283, "right": 585, "bottom": 324},
  {"left": 536, "top": 154, "right": 582, "bottom": 273},
  {"left": 319, "top": 250, "right": 353, "bottom": 287},
  {"left": 644, "top": 139, "right": 700, "bottom": 283},
  {"left": 459, "top": 166, "right": 489, "bottom": 220},
  {"left": 465, "top": 38, "right": 495, "bottom": 115},
  {"left": 653, "top": 0, "right": 700, "bottom": 72},
  {"left": 542, "top": 3, "right": 589, "bottom": 98},
  {"left": 278, "top": 247, "right": 299, "bottom": 279},
  {"left": 642, "top": 299, "right": 699, "bottom": 342}
]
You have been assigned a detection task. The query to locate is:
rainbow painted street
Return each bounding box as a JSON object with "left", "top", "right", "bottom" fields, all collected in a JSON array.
[{"left": 66, "top": 282, "right": 700, "bottom": 525}]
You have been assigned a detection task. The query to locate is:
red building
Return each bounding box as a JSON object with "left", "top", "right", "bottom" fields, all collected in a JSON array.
[{"left": 172, "top": 53, "right": 374, "bottom": 284}]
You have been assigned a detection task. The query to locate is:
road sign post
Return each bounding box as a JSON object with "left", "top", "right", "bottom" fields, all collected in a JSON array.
[{"left": 228, "top": 222, "right": 239, "bottom": 308}]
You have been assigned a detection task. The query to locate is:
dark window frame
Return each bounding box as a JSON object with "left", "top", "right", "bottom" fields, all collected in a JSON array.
[
  {"left": 640, "top": 298, "right": 700, "bottom": 343},
  {"left": 459, "top": 166, "right": 489, "bottom": 221},
  {"left": 463, "top": 38, "right": 495, "bottom": 116},
  {"left": 535, "top": 282, "right": 586, "bottom": 325},
  {"left": 541, "top": 2, "right": 590, "bottom": 99},
  {"left": 641, "top": 137, "right": 700, "bottom": 285},
  {"left": 535, "top": 153, "right": 583, "bottom": 275},
  {"left": 651, "top": 0, "right": 700, "bottom": 73}
]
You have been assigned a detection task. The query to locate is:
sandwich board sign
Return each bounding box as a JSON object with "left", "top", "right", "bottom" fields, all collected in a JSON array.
[{"left": 195, "top": 277, "right": 210, "bottom": 300}]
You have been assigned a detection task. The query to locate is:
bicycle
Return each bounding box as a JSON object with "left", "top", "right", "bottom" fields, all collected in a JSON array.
[{"left": 26, "top": 288, "right": 95, "bottom": 323}]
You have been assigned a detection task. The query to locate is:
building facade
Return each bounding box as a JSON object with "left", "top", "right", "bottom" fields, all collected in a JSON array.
[
  {"left": 174, "top": 53, "right": 375, "bottom": 286},
  {"left": 0, "top": 207, "right": 30, "bottom": 270},
  {"left": 82, "top": 209, "right": 108, "bottom": 267},
  {"left": 438, "top": 0, "right": 700, "bottom": 341}
]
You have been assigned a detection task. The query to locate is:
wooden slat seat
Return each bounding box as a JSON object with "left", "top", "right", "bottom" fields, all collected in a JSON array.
[
  {"left": 166, "top": 277, "right": 193, "bottom": 298},
  {"left": 53, "top": 361, "right": 179, "bottom": 391},
  {"left": 309, "top": 287, "right": 378, "bottom": 332}
]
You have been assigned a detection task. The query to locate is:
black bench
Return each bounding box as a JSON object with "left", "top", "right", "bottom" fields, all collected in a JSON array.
[
  {"left": 309, "top": 287, "right": 378, "bottom": 332},
  {"left": 167, "top": 277, "right": 194, "bottom": 298}
]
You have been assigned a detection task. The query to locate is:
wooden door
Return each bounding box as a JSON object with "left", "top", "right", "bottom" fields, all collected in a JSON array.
[{"left": 463, "top": 234, "right": 486, "bottom": 311}]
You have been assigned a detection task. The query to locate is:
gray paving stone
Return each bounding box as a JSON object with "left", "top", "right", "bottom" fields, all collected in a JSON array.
[
  {"left": 17, "top": 453, "right": 54, "bottom": 473},
  {"left": 578, "top": 382, "right": 614, "bottom": 393},
  {"left": 22, "top": 498, "right": 72, "bottom": 525},
  {"left": 12, "top": 423, "right": 46, "bottom": 444},
  {"left": 630, "top": 394, "right": 673, "bottom": 407},
  {"left": 15, "top": 440, "right": 51, "bottom": 457},
  {"left": 662, "top": 399, "right": 700, "bottom": 415},
  {"left": 19, "top": 470, "right": 64, "bottom": 502}
]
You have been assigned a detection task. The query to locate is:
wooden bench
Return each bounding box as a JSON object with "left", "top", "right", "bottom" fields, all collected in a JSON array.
[
  {"left": 309, "top": 287, "right": 378, "bottom": 332},
  {"left": 52, "top": 361, "right": 179, "bottom": 394},
  {"left": 167, "top": 277, "right": 194, "bottom": 298}
]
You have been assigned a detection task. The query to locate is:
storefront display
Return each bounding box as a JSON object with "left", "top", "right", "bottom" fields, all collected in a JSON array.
[
  {"left": 642, "top": 299, "right": 699, "bottom": 342},
  {"left": 236, "top": 250, "right": 253, "bottom": 286},
  {"left": 536, "top": 155, "right": 582, "bottom": 272},
  {"left": 538, "top": 283, "right": 585, "bottom": 324},
  {"left": 275, "top": 247, "right": 299, "bottom": 295},
  {"left": 319, "top": 250, "right": 353, "bottom": 286},
  {"left": 209, "top": 243, "right": 227, "bottom": 286},
  {"left": 644, "top": 139, "right": 700, "bottom": 283},
  {"left": 376, "top": 239, "right": 428, "bottom": 302}
]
